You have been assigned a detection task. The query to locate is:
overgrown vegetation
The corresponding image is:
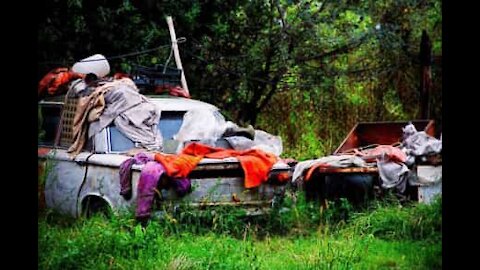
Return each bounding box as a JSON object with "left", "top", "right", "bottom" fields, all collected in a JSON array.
[
  {"left": 38, "top": 0, "right": 442, "bottom": 159},
  {"left": 38, "top": 1, "right": 442, "bottom": 268},
  {"left": 39, "top": 194, "right": 441, "bottom": 269}
]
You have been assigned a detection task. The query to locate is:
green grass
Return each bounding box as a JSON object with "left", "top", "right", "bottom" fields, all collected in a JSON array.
[{"left": 39, "top": 196, "right": 441, "bottom": 269}]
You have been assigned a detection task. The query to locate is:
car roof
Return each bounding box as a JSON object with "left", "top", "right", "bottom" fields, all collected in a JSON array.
[
  {"left": 39, "top": 94, "right": 219, "bottom": 112},
  {"left": 146, "top": 95, "right": 218, "bottom": 111}
]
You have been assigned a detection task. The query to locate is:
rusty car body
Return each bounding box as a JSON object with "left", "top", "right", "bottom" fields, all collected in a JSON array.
[
  {"left": 38, "top": 95, "right": 290, "bottom": 217},
  {"left": 302, "top": 120, "right": 440, "bottom": 204}
]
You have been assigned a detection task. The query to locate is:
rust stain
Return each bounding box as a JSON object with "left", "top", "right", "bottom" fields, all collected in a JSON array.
[
  {"left": 38, "top": 148, "right": 51, "bottom": 156},
  {"left": 232, "top": 193, "right": 241, "bottom": 202},
  {"left": 276, "top": 172, "right": 291, "bottom": 182}
]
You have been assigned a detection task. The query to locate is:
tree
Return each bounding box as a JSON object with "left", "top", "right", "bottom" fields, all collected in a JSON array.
[{"left": 38, "top": 0, "right": 442, "bottom": 155}]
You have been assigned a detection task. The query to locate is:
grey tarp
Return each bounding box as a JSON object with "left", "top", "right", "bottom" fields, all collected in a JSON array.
[
  {"left": 112, "top": 102, "right": 162, "bottom": 150},
  {"left": 224, "top": 130, "right": 283, "bottom": 156},
  {"left": 88, "top": 80, "right": 146, "bottom": 134},
  {"left": 292, "top": 155, "right": 368, "bottom": 184},
  {"left": 376, "top": 156, "right": 409, "bottom": 193},
  {"left": 402, "top": 123, "right": 442, "bottom": 157},
  {"left": 376, "top": 123, "right": 442, "bottom": 192},
  {"left": 88, "top": 78, "right": 163, "bottom": 151},
  {"left": 224, "top": 136, "right": 254, "bottom": 151}
]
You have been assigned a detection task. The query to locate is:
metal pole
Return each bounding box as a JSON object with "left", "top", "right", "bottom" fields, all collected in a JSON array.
[{"left": 166, "top": 16, "right": 189, "bottom": 96}]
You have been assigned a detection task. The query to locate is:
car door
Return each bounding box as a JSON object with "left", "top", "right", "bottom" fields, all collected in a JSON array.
[
  {"left": 39, "top": 101, "right": 90, "bottom": 217},
  {"left": 74, "top": 110, "right": 188, "bottom": 214},
  {"left": 43, "top": 150, "right": 91, "bottom": 217}
]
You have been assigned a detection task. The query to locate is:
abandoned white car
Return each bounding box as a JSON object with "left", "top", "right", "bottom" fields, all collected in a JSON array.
[{"left": 38, "top": 92, "right": 291, "bottom": 219}]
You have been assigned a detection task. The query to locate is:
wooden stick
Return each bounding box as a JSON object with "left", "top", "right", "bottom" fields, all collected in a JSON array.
[{"left": 166, "top": 16, "right": 189, "bottom": 96}]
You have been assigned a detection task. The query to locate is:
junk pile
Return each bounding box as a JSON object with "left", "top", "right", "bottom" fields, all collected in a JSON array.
[
  {"left": 119, "top": 118, "right": 285, "bottom": 221},
  {"left": 39, "top": 53, "right": 288, "bottom": 221},
  {"left": 172, "top": 108, "right": 283, "bottom": 156},
  {"left": 116, "top": 117, "right": 285, "bottom": 222},
  {"left": 120, "top": 142, "right": 282, "bottom": 221},
  {"left": 292, "top": 122, "right": 442, "bottom": 204},
  {"left": 38, "top": 54, "right": 283, "bottom": 157},
  {"left": 38, "top": 54, "right": 163, "bottom": 155}
]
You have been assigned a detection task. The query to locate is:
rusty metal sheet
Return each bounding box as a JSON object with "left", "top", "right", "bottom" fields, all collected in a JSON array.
[{"left": 334, "top": 120, "right": 435, "bottom": 154}]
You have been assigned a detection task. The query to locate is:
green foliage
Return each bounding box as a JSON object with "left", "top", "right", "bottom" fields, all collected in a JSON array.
[
  {"left": 38, "top": 2, "right": 442, "bottom": 267},
  {"left": 39, "top": 0, "right": 442, "bottom": 157},
  {"left": 184, "top": 1, "right": 201, "bottom": 25},
  {"left": 39, "top": 195, "right": 442, "bottom": 269},
  {"left": 349, "top": 196, "right": 442, "bottom": 242},
  {"left": 383, "top": 89, "right": 409, "bottom": 119}
]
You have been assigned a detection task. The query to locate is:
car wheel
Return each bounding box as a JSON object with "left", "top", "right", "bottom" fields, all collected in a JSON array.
[{"left": 82, "top": 196, "right": 112, "bottom": 218}]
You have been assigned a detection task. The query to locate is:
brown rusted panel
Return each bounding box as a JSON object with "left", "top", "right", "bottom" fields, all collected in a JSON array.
[
  {"left": 188, "top": 167, "right": 244, "bottom": 178},
  {"left": 188, "top": 162, "right": 244, "bottom": 178},
  {"left": 188, "top": 200, "right": 271, "bottom": 207},
  {"left": 334, "top": 123, "right": 359, "bottom": 154},
  {"left": 424, "top": 120, "right": 436, "bottom": 137},
  {"left": 334, "top": 120, "right": 435, "bottom": 154},
  {"left": 160, "top": 176, "right": 285, "bottom": 204}
]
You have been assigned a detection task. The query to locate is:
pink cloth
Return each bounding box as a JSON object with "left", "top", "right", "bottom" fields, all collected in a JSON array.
[{"left": 355, "top": 145, "right": 407, "bottom": 163}]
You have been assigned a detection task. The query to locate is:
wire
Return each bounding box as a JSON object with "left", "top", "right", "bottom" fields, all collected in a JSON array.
[
  {"left": 163, "top": 48, "right": 174, "bottom": 73},
  {"left": 39, "top": 37, "right": 187, "bottom": 68},
  {"left": 38, "top": 43, "right": 173, "bottom": 66},
  {"left": 164, "top": 37, "right": 187, "bottom": 73},
  {"left": 92, "top": 44, "right": 171, "bottom": 61},
  {"left": 183, "top": 48, "right": 276, "bottom": 85}
]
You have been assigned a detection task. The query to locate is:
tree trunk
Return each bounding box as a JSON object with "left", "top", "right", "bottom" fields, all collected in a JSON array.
[{"left": 419, "top": 30, "right": 432, "bottom": 119}]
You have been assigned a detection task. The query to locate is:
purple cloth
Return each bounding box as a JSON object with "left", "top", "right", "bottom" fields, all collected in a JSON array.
[
  {"left": 172, "top": 177, "right": 191, "bottom": 197},
  {"left": 136, "top": 161, "right": 166, "bottom": 220},
  {"left": 135, "top": 165, "right": 191, "bottom": 221},
  {"left": 119, "top": 152, "right": 192, "bottom": 221},
  {"left": 119, "top": 152, "right": 153, "bottom": 199}
]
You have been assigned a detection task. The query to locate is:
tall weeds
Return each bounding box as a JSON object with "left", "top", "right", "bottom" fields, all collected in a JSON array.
[{"left": 39, "top": 193, "right": 441, "bottom": 269}]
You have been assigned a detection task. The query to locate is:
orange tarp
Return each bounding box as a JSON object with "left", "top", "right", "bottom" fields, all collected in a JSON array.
[{"left": 154, "top": 142, "right": 278, "bottom": 188}]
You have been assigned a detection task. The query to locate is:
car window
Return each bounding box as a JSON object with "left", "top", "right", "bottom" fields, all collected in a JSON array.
[
  {"left": 38, "top": 104, "right": 62, "bottom": 146},
  {"left": 109, "top": 126, "right": 135, "bottom": 152},
  {"left": 109, "top": 111, "right": 186, "bottom": 152},
  {"left": 158, "top": 111, "right": 186, "bottom": 140}
]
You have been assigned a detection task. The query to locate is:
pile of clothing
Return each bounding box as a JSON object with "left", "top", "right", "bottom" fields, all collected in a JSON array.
[
  {"left": 69, "top": 76, "right": 163, "bottom": 155},
  {"left": 172, "top": 108, "right": 283, "bottom": 156},
  {"left": 38, "top": 54, "right": 163, "bottom": 155},
  {"left": 292, "top": 123, "right": 442, "bottom": 196},
  {"left": 39, "top": 54, "right": 287, "bottom": 222},
  {"left": 120, "top": 142, "right": 279, "bottom": 221}
]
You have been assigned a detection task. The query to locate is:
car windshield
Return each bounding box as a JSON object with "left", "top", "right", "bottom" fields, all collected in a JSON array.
[
  {"left": 109, "top": 111, "right": 186, "bottom": 152},
  {"left": 38, "top": 104, "right": 62, "bottom": 146}
]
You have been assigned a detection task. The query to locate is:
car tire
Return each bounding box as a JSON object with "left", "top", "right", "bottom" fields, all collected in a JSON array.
[{"left": 82, "top": 196, "right": 112, "bottom": 218}]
